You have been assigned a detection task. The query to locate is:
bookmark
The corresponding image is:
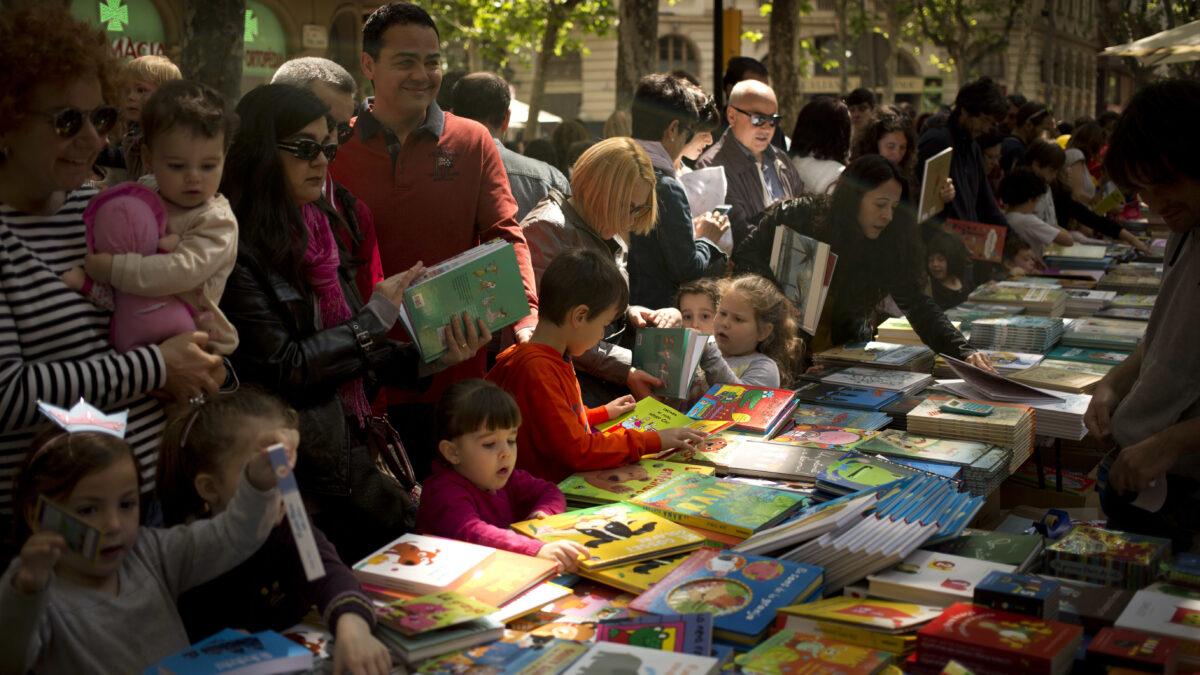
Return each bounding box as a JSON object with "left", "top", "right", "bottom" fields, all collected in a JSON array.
[{"left": 268, "top": 443, "right": 326, "bottom": 581}]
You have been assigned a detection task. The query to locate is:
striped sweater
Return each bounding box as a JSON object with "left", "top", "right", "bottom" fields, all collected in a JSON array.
[{"left": 0, "top": 188, "right": 165, "bottom": 517}]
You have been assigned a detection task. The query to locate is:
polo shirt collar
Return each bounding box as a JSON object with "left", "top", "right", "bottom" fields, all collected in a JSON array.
[{"left": 354, "top": 96, "right": 446, "bottom": 142}]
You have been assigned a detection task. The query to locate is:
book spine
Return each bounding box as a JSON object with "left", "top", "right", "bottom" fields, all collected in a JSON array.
[
  {"left": 633, "top": 503, "right": 753, "bottom": 539},
  {"left": 917, "top": 636, "right": 1052, "bottom": 672}
]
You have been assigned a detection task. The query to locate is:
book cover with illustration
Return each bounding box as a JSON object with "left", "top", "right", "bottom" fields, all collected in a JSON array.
[
  {"left": 779, "top": 596, "right": 944, "bottom": 633},
  {"left": 1009, "top": 364, "right": 1102, "bottom": 393},
  {"left": 1045, "top": 525, "right": 1171, "bottom": 589},
  {"left": 943, "top": 219, "right": 1006, "bottom": 263},
  {"left": 661, "top": 430, "right": 759, "bottom": 466},
  {"left": 867, "top": 551, "right": 1016, "bottom": 608},
  {"left": 365, "top": 548, "right": 561, "bottom": 609},
  {"left": 770, "top": 227, "right": 835, "bottom": 335},
  {"left": 578, "top": 552, "right": 692, "bottom": 594},
  {"left": 917, "top": 148, "right": 953, "bottom": 223},
  {"left": 630, "top": 472, "right": 813, "bottom": 538},
  {"left": 922, "top": 534, "right": 1044, "bottom": 571},
  {"left": 686, "top": 384, "right": 798, "bottom": 434},
  {"left": 1085, "top": 627, "right": 1180, "bottom": 673},
  {"left": 737, "top": 629, "right": 894, "bottom": 675},
  {"left": 539, "top": 580, "right": 640, "bottom": 622},
  {"left": 667, "top": 432, "right": 844, "bottom": 482},
  {"left": 595, "top": 396, "right": 694, "bottom": 433},
  {"left": 1045, "top": 345, "right": 1130, "bottom": 365},
  {"left": 399, "top": 239, "right": 530, "bottom": 362},
  {"left": 769, "top": 424, "right": 878, "bottom": 452},
  {"left": 353, "top": 533, "right": 497, "bottom": 596},
  {"left": 816, "top": 453, "right": 918, "bottom": 495},
  {"left": 146, "top": 628, "right": 313, "bottom": 675},
  {"left": 562, "top": 642, "right": 719, "bottom": 675},
  {"left": 854, "top": 430, "right": 993, "bottom": 467},
  {"left": 816, "top": 342, "right": 934, "bottom": 366},
  {"left": 916, "top": 602, "right": 1083, "bottom": 673},
  {"left": 791, "top": 404, "right": 893, "bottom": 431},
  {"left": 1116, "top": 583, "right": 1200, "bottom": 656},
  {"left": 417, "top": 630, "right": 590, "bottom": 675},
  {"left": 558, "top": 459, "right": 716, "bottom": 506},
  {"left": 376, "top": 591, "right": 498, "bottom": 636},
  {"left": 633, "top": 327, "right": 709, "bottom": 399},
  {"left": 794, "top": 382, "right": 903, "bottom": 411},
  {"left": 597, "top": 612, "right": 714, "bottom": 656},
  {"left": 630, "top": 547, "right": 823, "bottom": 644},
  {"left": 510, "top": 503, "right": 705, "bottom": 570}
]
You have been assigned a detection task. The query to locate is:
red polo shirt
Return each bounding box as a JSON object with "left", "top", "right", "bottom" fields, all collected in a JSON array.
[{"left": 331, "top": 100, "right": 539, "bottom": 404}]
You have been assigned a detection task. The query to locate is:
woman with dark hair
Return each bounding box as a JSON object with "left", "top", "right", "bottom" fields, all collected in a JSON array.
[
  {"left": 852, "top": 105, "right": 955, "bottom": 210},
  {"left": 219, "top": 84, "right": 490, "bottom": 561},
  {"left": 789, "top": 96, "right": 852, "bottom": 194},
  {"left": 732, "top": 155, "right": 992, "bottom": 370},
  {"left": 925, "top": 232, "right": 974, "bottom": 309}
]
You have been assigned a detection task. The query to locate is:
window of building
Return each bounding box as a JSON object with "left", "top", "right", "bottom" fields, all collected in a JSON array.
[
  {"left": 545, "top": 51, "right": 582, "bottom": 81},
  {"left": 658, "top": 34, "right": 699, "bottom": 79}
]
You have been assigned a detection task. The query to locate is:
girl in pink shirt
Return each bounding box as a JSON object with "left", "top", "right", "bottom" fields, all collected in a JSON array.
[{"left": 415, "top": 379, "right": 588, "bottom": 571}]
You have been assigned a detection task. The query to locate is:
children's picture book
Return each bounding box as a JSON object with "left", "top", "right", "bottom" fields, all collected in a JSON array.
[
  {"left": 816, "top": 453, "right": 918, "bottom": 496},
  {"left": 595, "top": 396, "right": 696, "bottom": 433},
  {"left": 398, "top": 239, "right": 530, "bottom": 362},
  {"left": 1044, "top": 525, "right": 1171, "bottom": 589},
  {"left": 633, "top": 327, "right": 709, "bottom": 399},
  {"left": 918, "top": 147, "right": 953, "bottom": 223},
  {"left": 915, "top": 602, "right": 1083, "bottom": 674},
  {"left": 1045, "top": 243, "right": 1107, "bottom": 259},
  {"left": 922, "top": 534, "right": 1044, "bottom": 572},
  {"left": 769, "top": 424, "right": 879, "bottom": 452},
  {"left": 1115, "top": 583, "right": 1200, "bottom": 658},
  {"left": 736, "top": 629, "right": 894, "bottom": 675},
  {"left": 376, "top": 591, "right": 497, "bottom": 636},
  {"left": 770, "top": 227, "right": 835, "bottom": 335},
  {"left": 943, "top": 219, "right": 1006, "bottom": 263},
  {"left": 1095, "top": 306, "right": 1153, "bottom": 320},
  {"left": 1009, "top": 364, "right": 1102, "bottom": 394},
  {"left": 778, "top": 596, "right": 942, "bottom": 636},
  {"left": 377, "top": 616, "right": 506, "bottom": 666},
  {"left": 790, "top": 404, "right": 893, "bottom": 431},
  {"left": 794, "top": 382, "right": 904, "bottom": 411},
  {"left": 353, "top": 533, "right": 497, "bottom": 596},
  {"left": 417, "top": 630, "right": 590, "bottom": 675},
  {"left": 821, "top": 367, "right": 933, "bottom": 393},
  {"left": 686, "top": 384, "right": 798, "bottom": 435},
  {"left": 630, "top": 547, "right": 824, "bottom": 645},
  {"left": 866, "top": 550, "right": 1016, "bottom": 607},
  {"left": 510, "top": 503, "right": 705, "bottom": 570},
  {"left": 630, "top": 472, "right": 813, "bottom": 538},
  {"left": 539, "top": 580, "right": 639, "bottom": 622},
  {"left": 364, "top": 548, "right": 561, "bottom": 609},
  {"left": 854, "top": 430, "right": 993, "bottom": 467},
  {"left": 558, "top": 459, "right": 716, "bottom": 506},
  {"left": 597, "top": 613, "right": 714, "bottom": 656},
  {"left": 147, "top": 628, "right": 314, "bottom": 675},
  {"left": 562, "top": 641, "right": 720, "bottom": 675},
  {"left": 735, "top": 492, "right": 879, "bottom": 558},
  {"left": 577, "top": 552, "right": 691, "bottom": 594}
]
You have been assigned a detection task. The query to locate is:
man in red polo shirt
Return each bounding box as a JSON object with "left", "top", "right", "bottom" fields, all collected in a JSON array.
[{"left": 331, "top": 2, "right": 539, "bottom": 477}]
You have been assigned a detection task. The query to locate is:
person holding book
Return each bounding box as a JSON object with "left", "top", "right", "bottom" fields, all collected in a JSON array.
[
  {"left": 416, "top": 379, "right": 588, "bottom": 571},
  {"left": 926, "top": 232, "right": 974, "bottom": 309},
  {"left": 155, "top": 389, "right": 391, "bottom": 675},
  {"left": 678, "top": 278, "right": 721, "bottom": 336},
  {"left": 218, "top": 84, "right": 488, "bottom": 562},
  {"left": 698, "top": 274, "right": 805, "bottom": 388},
  {"left": 487, "top": 248, "right": 706, "bottom": 483},
  {"left": 1085, "top": 79, "right": 1200, "bottom": 553},
  {"left": 733, "top": 155, "right": 995, "bottom": 372},
  {"left": 852, "top": 107, "right": 956, "bottom": 216},
  {"left": 998, "top": 168, "right": 1073, "bottom": 259}
]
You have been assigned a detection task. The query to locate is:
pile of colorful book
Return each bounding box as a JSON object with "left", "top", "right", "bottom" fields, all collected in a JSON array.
[
  {"left": 1062, "top": 288, "right": 1115, "bottom": 317},
  {"left": 944, "top": 301, "right": 1025, "bottom": 332},
  {"left": 818, "top": 366, "right": 934, "bottom": 396},
  {"left": 876, "top": 317, "right": 961, "bottom": 347},
  {"left": 812, "top": 341, "right": 935, "bottom": 372},
  {"left": 1060, "top": 317, "right": 1146, "bottom": 350},
  {"left": 966, "top": 315, "right": 1065, "bottom": 353},
  {"left": 967, "top": 282, "right": 1067, "bottom": 317},
  {"left": 907, "top": 396, "right": 1034, "bottom": 475}
]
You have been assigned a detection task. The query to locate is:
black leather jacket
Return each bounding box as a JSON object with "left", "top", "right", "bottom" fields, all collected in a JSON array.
[
  {"left": 220, "top": 246, "right": 428, "bottom": 497},
  {"left": 733, "top": 196, "right": 973, "bottom": 360}
]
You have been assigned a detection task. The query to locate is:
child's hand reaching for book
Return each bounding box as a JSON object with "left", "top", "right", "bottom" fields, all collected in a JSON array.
[
  {"left": 333, "top": 613, "right": 392, "bottom": 675},
  {"left": 13, "top": 532, "right": 65, "bottom": 594},
  {"left": 657, "top": 426, "right": 706, "bottom": 450},
  {"left": 626, "top": 368, "right": 662, "bottom": 400},
  {"left": 538, "top": 540, "right": 588, "bottom": 572},
  {"left": 605, "top": 395, "right": 637, "bottom": 419}
]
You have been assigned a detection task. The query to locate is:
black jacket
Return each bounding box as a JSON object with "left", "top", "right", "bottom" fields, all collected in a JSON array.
[
  {"left": 221, "top": 246, "right": 428, "bottom": 497},
  {"left": 733, "top": 196, "right": 974, "bottom": 360},
  {"left": 917, "top": 115, "right": 1009, "bottom": 231}
]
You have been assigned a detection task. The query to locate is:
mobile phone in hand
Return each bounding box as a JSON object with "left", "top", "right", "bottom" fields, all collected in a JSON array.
[{"left": 711, "top": 204, "right": 732, "bottom": 216}]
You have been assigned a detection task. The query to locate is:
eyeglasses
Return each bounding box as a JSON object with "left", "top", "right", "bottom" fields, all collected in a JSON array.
[
  {"left": 629, "top": 202, "right": 651, "bottom": 218},
  {"left": 278, "top": 139, "right": 338, "bottom": 162},
  {"left": 35, "top": 105, "right": 119, "bottom": 139},
  {"left": 336, "top": 122, "right": 354, "bottom": 145},
  {"left": 731, "top": 105, "right": 783, "bottom": 128}
]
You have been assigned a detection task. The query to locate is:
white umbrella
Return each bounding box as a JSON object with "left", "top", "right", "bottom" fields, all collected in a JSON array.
[
  {"left": 508, "top": 98, "right": 562, "bottom": 129},
  {"left": 1101, "top": 19, "right": 1200, "bottom": 66}
]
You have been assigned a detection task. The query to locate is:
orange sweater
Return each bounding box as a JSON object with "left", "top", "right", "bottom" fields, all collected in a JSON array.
[{"left": 486, "top": 343, "right": 662, "bottom": 482}]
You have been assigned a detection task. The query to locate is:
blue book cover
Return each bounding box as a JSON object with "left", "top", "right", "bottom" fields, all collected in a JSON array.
[
  {"left": 816, "top": 453, "right": 919, "bottom": 495},
  {"left": 629, "top": 547, "right": 823, "bottom": 644},
  {"left": 794, "top": 382, "right": 903, "bottom": 411},
  {"left": 790, "top": 403, "right": 893, "bottom": 431},
  {"left": 976, "top": 571, "right": 1061, "bottom": 601},
  {"left": 145, "top": 628, "right": 312, "bottom": 675},
  {"left": 884, "top": 457, "right": 964, "bottom": 482}
]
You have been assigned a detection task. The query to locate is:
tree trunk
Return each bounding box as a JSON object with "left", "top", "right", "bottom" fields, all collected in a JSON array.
[
  {"left": 180, "top": 0, "right": 246, "bottom": 106},
  {"left": 835, "top": 0, "right": 850, "bottom": 96},
  {"left": 768, "top": 0, "right": 803, "bottom": 129},
  {"left": 523, "top": 4, "right": 567, "bottom": 143},
  {"left": 615, "top": 0, "right": 659, "bottom": 114},
  {"left": 883, "top": 2, "right": 900, "bottom": 105}
]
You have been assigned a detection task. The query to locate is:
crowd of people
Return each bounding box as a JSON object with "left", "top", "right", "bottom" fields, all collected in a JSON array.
[{"left": 0, "top": 2, "right": 1197, "bottom": 673}]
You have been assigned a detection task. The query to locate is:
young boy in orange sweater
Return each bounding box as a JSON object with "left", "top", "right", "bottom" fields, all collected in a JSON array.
[{"left": 487, "top": 248, "right": 705, "bottom": 482}]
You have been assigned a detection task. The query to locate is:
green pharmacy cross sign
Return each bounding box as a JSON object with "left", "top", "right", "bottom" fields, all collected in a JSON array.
[
  {"left": 100, "top": 0, "right": 129, "bottom": 32},
  {"left": 245, "top": 9, "right": 259, "bottom": 42}
]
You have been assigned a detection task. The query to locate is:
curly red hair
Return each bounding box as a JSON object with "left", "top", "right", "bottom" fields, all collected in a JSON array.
[{"left": 0, "top": 7, "right": 121, "bottom": 135}]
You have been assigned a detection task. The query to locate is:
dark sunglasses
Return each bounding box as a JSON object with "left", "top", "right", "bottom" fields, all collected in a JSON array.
[
  {"left": 36, "top": 105, "right": 119, "bottom": 139},
  {"left": 278, "top": 139, "right": 338, "bottom": 162},
  {"left": 336, "top": 122, "right": 354, "bottom": 145},
  {"left": 731, "top": 105, "right": 783, "bottom": 128}
]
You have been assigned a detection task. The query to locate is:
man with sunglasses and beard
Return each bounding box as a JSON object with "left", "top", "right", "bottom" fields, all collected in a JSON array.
[
  {"left": 627, "top": 74, "right": 729, "bottom": 311},
  {"left": 695, "top": 79, "right": 803, "bottom": 247}
]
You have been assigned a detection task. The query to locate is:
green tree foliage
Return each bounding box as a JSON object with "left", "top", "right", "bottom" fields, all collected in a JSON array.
[{"left": 908, "top": 0, "right": 1025, "bottom": 86}]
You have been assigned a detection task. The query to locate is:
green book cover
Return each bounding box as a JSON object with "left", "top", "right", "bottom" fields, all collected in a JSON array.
[
  {"left": 1045, "top": 346, "right": 1130, "bottom": 366},
  {"left": 630, "top": 472, "right": 812, "bottom": 538},
  {"left": 855, "top": 429, "right": 994, "bottom": 466},
  {"left": 594, "top": 396, "right": 694, "bottom": 433},
  {"left": 376, "top": 591, "right": 498, "bottom": 636},
  {"left": 399, "top": 240, "right": 530, "bottom": 362},
  {"left": 557, "top": 459, "right": 716, "bottom": 506},
  {"left": 923, "top": 534, "right": 1044, "bottom": 569},
  {"left": 632, "top": 327, "right": 707, "bottom": 399}
]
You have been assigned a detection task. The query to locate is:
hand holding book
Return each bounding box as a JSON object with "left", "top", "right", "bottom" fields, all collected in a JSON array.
[
  {"left": 374, "top": 261, "right": 426, "bottom": 307},
  {"left": 435, "top": 312, "right": 492, "bottom": 368},
  {"left": 537, "top": 540, "right": 589, "bottom": 572},
  {"left": 604, "top": 395, "right": 636, "bottom": 420}
]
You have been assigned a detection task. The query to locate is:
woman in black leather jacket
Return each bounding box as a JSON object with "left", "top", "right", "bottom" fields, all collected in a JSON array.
[
  {"left": 219, "top": 85, "right": 489, "bottom": 561},
  {"left": 732, "top": 155, "right": 994, "bottom": 371}
]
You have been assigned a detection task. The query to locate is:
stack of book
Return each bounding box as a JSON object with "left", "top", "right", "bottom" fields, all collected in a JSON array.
[
  {"left": 854, "top": 430, "right": 1010, "bottom": 497},
  {"left": 789, "top": 403, "right": 893, "bottom": 432},
  {"left": 774, "top": 597, "right": 942, "bottom": 659},
  {"left": 909, "top": 602, "right": 1083, "bottom": 674},
  {"left": 629, "top": 471, "right": 812, "bottom": 539},
  {"left": 907, "top": 396, "right": 1035, "bottom": 475},
  {"left": 1043, "top": 243, "right": 1112, "bottom": 270},
  {"left": 1086, "top": 627, "right": 1181, "bottom": 674},
  {"left": 944, "top": 301, "right": 1025, "bottom": 332},
  {"left": 880, "top": 393, "right": 936, "bottom": 432},
  {"left": 933, "top": 350, "right": 1043, "bottom": 378},
  {"left": 1098, "top": 265, "right": 1162, "bottom": 294},
  {"left": 968, "top": 283, "right": 1067, "bottom": 317},
  {"left": 815, "top": 453, "right": 925, "bottom": 496},
  {"left": 866, "top": 550, "right": 1016, "bottom": 607},
  {"left": 793, "top": 381, "right": 904, "bottom": 411},
  {"left": 685, "top": 384, "right": 798, "bottom": 437},
  {"left": 813, "top": 342, "right": 935, "bottom": 372},
  {"left": 417, "top": 630, "right": 589, "bottom": 675},
  {"left": 1061, "top": 317, "right": 1146, "bottom": 350},
  {"left": 1110, "top": 292, "right": 1157, "bottom": 309},
  {"left": 1045, "top": 345, "right": 1129, "bottom": 366},
  {"left": 967, "top": 316, "right": 1065, "bottom": 352},
  {"left": 819, "top": 366, "right": 934, "bottom": 396},
  {"left": 737, "top": 629, "right": 894, "bottom": 674},
  {"left": 877, "top": 317, "right": 960, "bottom": 346},
  {"left": 1095, "top": 304, "right": 1153, "bottom": 320},
  {"left": 1038, "top": 357, "right": 1114, "bottom": 376},
  {"left": 564, "top": 642, "right": 721, "bottom": 675},
  {"left": 1063, "top": 289, "right": 1116, "bottom": 317},
  {"left": 1009, "top": 363, "right": 1104, "bottom": 394},
  {"left": 768, "top": 424, "right": 879, "bottom": 452}
]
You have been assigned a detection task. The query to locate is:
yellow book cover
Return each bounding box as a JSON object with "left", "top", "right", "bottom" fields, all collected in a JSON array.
[
  {"left": 576, "top": 552, "right": 690, "bottom": 594},
  {"left": 779, "top": 596, "right": 943, "bottom": 631},
  {"left": 775, "top": 614, "right": 917, "bottom": 654},
  {"left": 509, "top": 503, "right": 704, "bottom": 570}
]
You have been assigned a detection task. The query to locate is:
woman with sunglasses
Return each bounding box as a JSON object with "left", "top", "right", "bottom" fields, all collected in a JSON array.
[
  {"left": 218, "top": 84, "right": 489, "bottom": 560},
  {"left": 0, "top": 6, "right": 226, "bottom": 551}
]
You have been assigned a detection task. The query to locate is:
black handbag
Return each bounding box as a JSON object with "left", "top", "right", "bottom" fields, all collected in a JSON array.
[{"left": 363, "top": 413, "right": 422, "bottom": 505}]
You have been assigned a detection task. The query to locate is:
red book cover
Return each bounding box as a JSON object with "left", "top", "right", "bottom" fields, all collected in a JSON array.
[
  {"left": 916, "top": 602, "right": 1083, "bottom": 674},
  {"left": 1087, "top": 627, "right": 1179, "bottom": 673},
  {"left": 944, "top": 220, "right": 1007, "bottom": 263},
  {"left": 686, "top": 384, "right": 798, "bottom": 434}
]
